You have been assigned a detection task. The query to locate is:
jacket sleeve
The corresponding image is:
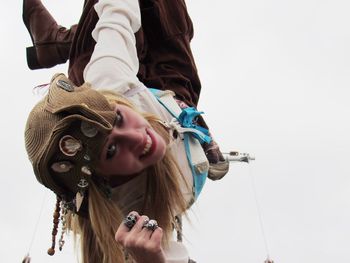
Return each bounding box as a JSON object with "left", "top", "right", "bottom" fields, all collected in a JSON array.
[{"left": 83, "top": 0, "right": 144, "bottom": 94}]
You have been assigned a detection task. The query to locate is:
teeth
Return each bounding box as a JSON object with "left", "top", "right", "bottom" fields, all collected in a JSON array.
[{"left": 141, "top": 134, "right": 152, "bottom": 155}]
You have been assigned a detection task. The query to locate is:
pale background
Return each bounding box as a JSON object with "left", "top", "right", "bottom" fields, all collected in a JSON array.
[{"left": 1, "top": 0, "right": 350, "bottom": 262}]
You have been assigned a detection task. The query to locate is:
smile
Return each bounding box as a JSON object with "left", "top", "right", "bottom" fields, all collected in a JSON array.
[
  {"left": 141, "top": 134, "right": 152, "bottom": 156},
  {"left": 140, "top": 129, "right": 157, "bottom": 159}
]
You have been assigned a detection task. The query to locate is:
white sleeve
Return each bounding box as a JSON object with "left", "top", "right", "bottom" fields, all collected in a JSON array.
[
  {"left": 83, "top": 0, "right": 143, "bottom": 94},
  {"left": 164, "top": 241, "right": 190, "bottom": 263}
]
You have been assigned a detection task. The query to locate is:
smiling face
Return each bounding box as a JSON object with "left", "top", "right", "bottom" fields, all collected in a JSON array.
[{"left": 97, "top": 104, "right": 167, "bottom": 177}]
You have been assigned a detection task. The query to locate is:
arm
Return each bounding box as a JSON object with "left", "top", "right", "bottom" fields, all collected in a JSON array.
[{"left": 83, "top": 0, "right": 143, "bottom": 93}]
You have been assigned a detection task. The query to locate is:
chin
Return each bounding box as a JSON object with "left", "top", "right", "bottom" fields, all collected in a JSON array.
[
  {"left": 156, "top": 144, "right": 167, "bottom": 160},
  {"left": 147, "top": 149, "right": 166, "bottom": 168}
]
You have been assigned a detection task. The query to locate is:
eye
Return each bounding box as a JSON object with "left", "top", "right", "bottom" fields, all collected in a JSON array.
[
  {"left": 114, "top": 110, "right": 123, "bottom": 127},
  {"left": 106, "top": 144, "right": 118, "bottom": 160}
]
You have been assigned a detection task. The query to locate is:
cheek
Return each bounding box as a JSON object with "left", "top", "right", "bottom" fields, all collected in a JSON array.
[
  {"left": 155, "top": 136, "right": 167, "bottom": 160},
  {"left": 160, "top": 141, "right": 167, "bottom": 158}
]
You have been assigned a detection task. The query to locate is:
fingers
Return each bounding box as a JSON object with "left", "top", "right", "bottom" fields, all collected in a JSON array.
[
  {"left": 115, "top": 211, "right": 163, "bottom": 246},
  {"left": 150, "top": 227, "right": 163, "bottom": 244},
  {"left": 115, "top": 211, "right": 165, "bottom": 263},
  {"left": 115, "top": 211, "right": 139, "bottom": 243},
  {"left": 130, "top": 215, "right": 149, "bottom": 234},
  {"left": 124, "top": 213, "right": 139, "bottom": 229}
]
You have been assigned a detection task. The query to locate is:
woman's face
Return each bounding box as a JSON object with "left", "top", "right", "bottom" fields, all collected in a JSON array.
[{"left": 97, "top": 104, "right": 166, "bottom": 177}]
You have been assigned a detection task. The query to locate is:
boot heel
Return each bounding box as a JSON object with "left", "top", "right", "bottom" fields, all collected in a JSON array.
[
  {"left": 27, "top": 44, "right": 70, "bottom": 70},
  {"left": 26, "top": 46, "right": 41, "bottom": 70}
]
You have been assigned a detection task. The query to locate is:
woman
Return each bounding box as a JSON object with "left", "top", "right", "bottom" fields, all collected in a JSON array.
[
  {"left": 23, "top": 0, "right": 229, "bottom": 174},
  {"left": 24, "top": 0, "right": 228, "bottom": 262}
]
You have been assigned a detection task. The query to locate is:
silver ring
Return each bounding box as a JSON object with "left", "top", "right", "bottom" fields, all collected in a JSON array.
[
  {"left": 124, "top": 214, "right": 137, "bottom": 229},
  {"left": 143, "top": 219, "right": 158, "bottom": 231}
]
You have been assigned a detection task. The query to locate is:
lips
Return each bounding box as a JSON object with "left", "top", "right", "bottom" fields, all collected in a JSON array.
[
  {"left": 141, "top": 134, "right": 152, "bottom": 155},
  {"left": 140, "top": 129, "right": 157, "bottom": 159}
]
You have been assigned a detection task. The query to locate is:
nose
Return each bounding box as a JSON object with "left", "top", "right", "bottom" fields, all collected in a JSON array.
[{"left": 109, "top": 127, "right": 144, "bottom": 151}]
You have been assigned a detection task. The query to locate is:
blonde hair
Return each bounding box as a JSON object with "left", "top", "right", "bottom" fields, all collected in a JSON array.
[{"left": 66, "top": 90, "right": 189, "bottom": 263}]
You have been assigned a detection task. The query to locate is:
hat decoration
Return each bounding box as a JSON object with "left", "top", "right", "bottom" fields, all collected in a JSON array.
[
  {"left": 65, "top": 120, "right": 100, "bottom": 212},
  {"left": 51, "top": 161, "right": 74, "bottom": 173},
  {"left": 76, "top": 177, "right": 89, "bottom": 212},
  {"left": 81, "top": 166, "right": 92, "bottom": 176},
  {"left": 81, "top": 121, "right": 99, "bottom": 138},
  {"left": 59, "top": 135, "right": 82, "bottom": 157}
]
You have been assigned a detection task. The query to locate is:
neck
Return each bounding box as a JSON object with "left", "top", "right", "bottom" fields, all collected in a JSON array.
[{"left": 108, "top": 173, "right": 140, "bottom": 188}]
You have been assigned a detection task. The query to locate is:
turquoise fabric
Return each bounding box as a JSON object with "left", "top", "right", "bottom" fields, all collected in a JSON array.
[{"left": 149, "top": 88, "right": 209, "bottom": 199}]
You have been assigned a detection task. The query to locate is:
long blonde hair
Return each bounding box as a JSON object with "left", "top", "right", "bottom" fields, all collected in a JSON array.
[{"left": 67, "top": 90, "right": 189, "bottom": 263}]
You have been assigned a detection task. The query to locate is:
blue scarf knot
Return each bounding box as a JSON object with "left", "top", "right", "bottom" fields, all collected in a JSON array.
[{"left": 177, "top": 107, "right": 212, "bottom": 144}]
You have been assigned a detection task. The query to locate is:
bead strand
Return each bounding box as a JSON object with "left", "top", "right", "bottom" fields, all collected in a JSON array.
[
  {"left": 47, "top": 196, "right": 60, "bottom": 256},
  {"left": 58, "top": 202, "right": 67, "bottom": 251}
]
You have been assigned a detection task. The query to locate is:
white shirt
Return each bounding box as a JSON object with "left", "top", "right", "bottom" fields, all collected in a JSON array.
[{"left": 83, "top": 0, "right": 199, "bottom": 262}]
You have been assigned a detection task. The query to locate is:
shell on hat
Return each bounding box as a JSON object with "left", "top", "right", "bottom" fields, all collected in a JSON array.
[
  {"left": 81, "top": 121, "right": 98, "bottom": 138},
  {"left": 81, "top": 166, "right": 92, "bottom": 176},
  {"left": 59, "top": 135, "right": 82, "bottom": 157},
  {"left": 51, "top": 161, "right": 74, "bottom": 173}
]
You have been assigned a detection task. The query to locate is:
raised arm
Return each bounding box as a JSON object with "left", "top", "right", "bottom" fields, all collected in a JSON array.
[{"left": 83, "top": 0, "right": 143, "bottom": 93}]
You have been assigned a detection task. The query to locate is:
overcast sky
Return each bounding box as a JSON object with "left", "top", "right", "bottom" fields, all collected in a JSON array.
[{"left": 2, "top": 0, "right": 350, "bottom": 262}]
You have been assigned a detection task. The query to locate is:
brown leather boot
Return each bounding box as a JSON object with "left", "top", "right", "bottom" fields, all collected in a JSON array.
[
  {"left": 22, "top": 0, "right": 77, "bottom": 69},
  {"left": 203, "top": 136, "right": 230, "bottom": 181}
]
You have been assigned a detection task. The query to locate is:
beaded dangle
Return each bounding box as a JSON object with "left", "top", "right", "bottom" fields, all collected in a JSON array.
[
  {"left": 174, "top": 215, "right": 183, "bottom": 242},
  {"left": 47, "top": 196, "right": 61, "bottom": 256},
  {"left": 58, "top": 201, "right": 68, "bottom": 251}
]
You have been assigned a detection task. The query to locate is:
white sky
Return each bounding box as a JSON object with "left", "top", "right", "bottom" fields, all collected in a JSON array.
[{"left": 2, "top": 0, "right": 350, "bottom": 262}]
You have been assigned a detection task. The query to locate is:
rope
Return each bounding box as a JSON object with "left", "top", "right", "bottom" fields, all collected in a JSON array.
[
  {"left": 248, "top": 165, "right": 271, "bottom": 260},
  {"left": 27, "top": 190, "right": 48, "bottom": 254}
]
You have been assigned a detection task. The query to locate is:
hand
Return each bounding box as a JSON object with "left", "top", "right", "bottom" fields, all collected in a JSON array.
[{"left": 115, "top": 211, "right": 166, "bottom": 263}]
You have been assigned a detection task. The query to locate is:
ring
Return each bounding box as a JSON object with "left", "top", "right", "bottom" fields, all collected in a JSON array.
[
  {"left": 123, "top": 214, "right": 137, "bottom": 229},
  {"left": 143, "top": 219, "right": 158, "bottom": 231}
]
